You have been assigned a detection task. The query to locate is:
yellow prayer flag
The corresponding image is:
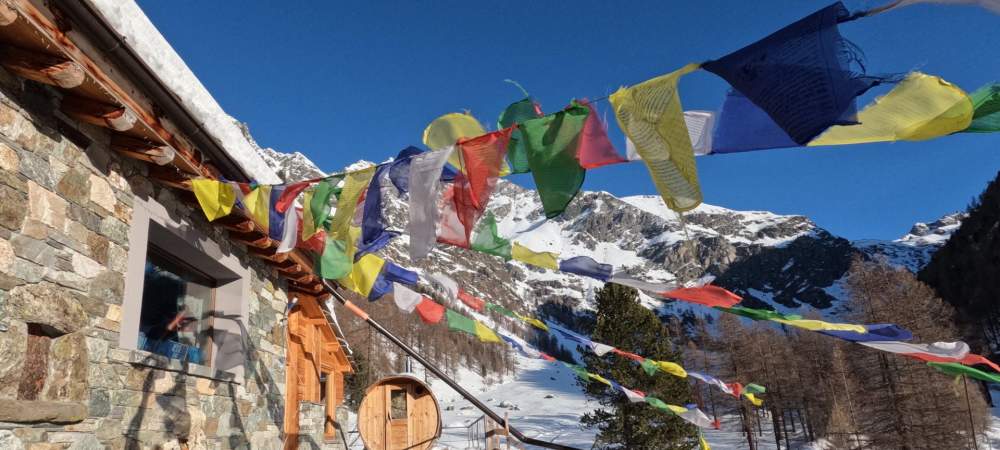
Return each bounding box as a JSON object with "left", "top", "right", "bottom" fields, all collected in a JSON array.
[
  {"left": 518, "top": 314, "right": 549, "bottom": 332},
  {"left": 511, "top": 242, "right": 559, "bottom": 270},
  {"left": 772, "top": 318, "right": 867, "bottom": 334},
  {"left": 422, "top": 112, "right": 511, "bottom": 176},
  {"left": 190, "top": 179, "right": 236, "bottom": 222},
  {"left": 744, "top": 393, "right": 763, "bottom": 406},
  {"left": 809, "top": 72, "right": 974, "bottom": 146},
  {"left": 610, "top": 63, "right": 702, "bottom": 212},
  {"left": 699, "top": 432, "right": 711, "bottom": 450},
  {"left": 243, "top": 185, "right": 271, "bottom": 233},
  {"left": 666, "top": 404, "right": 688, "bottom": 415},
  {"left": 337, "top": 253, "right": 385, "bottom": 297},
  {"left": 656, "top": 360, "right": 688, "bottom": 378},
  {"left": 474, "top": 321, "right": 502, "bottom": 344},
  {"left": 589, "top": 373, "right": 612, "bottom": 386},
  {"left": 329, "top": 166, "right": 375, "bottom": 241}
]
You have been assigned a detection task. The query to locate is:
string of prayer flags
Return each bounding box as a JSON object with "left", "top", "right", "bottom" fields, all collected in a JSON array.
[
  {"left": 415, "top": 298, "right": 445, "bottom": 324},
  {"left": 440, "top": 128, "right": 514, "bottom": 246},
  {"left": 393, "top": 283, "right": 424, "bottom": 313},
  {"left": 809, "top": 72, "right": 974, "bottom": 146},
  {"left": 191, "top": 179, "right": 236, "bottom": 222},
  {"left": 499, "top": 98, "right": 544, "bottom": 173},
  {"left": 457, "top": 289, "right": 485, "bottom": 312},
  {"left": 660, "top": 285, "right": 743, "bottom": 308},
  {"left": 558, "top": 256, "right": 613, "bottom": 282},
  {"left": 818, "top": 323, "right": 913, "bottom": 342},
  {"left": 965, "top": 83, "right": 1000, "bottom": 133},
  {"left": 687, "top": 371, "right": 740, "bottom": 397},
  {"left": 242, "top": 184, "right": 300, "bottom": 254},
  {"left": 387, "top": 146, "right": 424, "bottom": 194},
  {"left": 408, "top": 147, "right": 454, "bottom": 259},
  {"left": 702, "top": 2, "right": 885, "bottom": 145},
  {"left": 710, "top": 89, "right": 797, "bottom": 154},
  {"left": 521, "top": 103, "right": 590, "bottom": 217},
  {"left": 610, "top": 63, "right": 703, "bottom": 212},
  {"left": 928, "top": 362, "right": 1000, "bottom": 384},
  {"left": 329, "top": 166, "right": 376, "bottom": 242},
  {"left": 302, "top": 178, "right": 341, "bottom": 241},
  {"left": 470, "top": 212, "right": 512, "bottom": 260},
  {"left": 511, "top": 242, "right": 560, "bottom": 270},
  {"left": 577, "top": 100, "right": 628, "bottom": 168}
]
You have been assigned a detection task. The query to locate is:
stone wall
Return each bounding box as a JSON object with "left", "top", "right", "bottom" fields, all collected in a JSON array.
[{"left": 0, "top": 67, "right": 295, "bottom": 447}]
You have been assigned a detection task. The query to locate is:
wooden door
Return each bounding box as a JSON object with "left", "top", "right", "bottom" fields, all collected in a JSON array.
[{"left": 386, "top": 385, "right": 410, "bottom": 449}]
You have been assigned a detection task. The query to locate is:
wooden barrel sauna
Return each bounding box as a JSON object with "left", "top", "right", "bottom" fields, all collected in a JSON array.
[{"left": 357, "top": 375, "right": 442, "bottom": 450}]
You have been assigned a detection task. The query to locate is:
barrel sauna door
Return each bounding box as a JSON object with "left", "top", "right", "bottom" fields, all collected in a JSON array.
[{"left": 385, "top": 387, "right": 409, "bottom": 449}]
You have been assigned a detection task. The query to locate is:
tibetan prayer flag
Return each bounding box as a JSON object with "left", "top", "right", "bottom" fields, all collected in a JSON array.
[
  {"left": 860, "top": 340, "right": 971, "bottom": 363},
  {"left": 771, "top": 317, "right": 866, "bottom": 333},
  {"left": 428, "top": 272, "right": 460, "bottom": 303},
  {"left": 684, "top": 111, "right": 716, "bottom": 156},
  {"left": 512, "top": 243, "right": 559, "bottom": 270},
  {"left": 437, "top": 184, "right": 470, "bottom": 248},
  {"left": 819, "top": 323, "right": 913, "bottom": 342},
  {"left": 719, "top": 306, "right": 798, "bottom": 322},
  {"left": 329, "top": 166, "right": 376, "bottom": 241},
  {"left": 519, "top": 314, "right": 549, "bottom": 332},
  {"left": 415, "top": 298, "right": 445, "bottom": 324},
  {"left": 393, "top": 283, "right": 423, "bottom": 313},
  {"left": 577, "top": 100, "right": 627, "bottom": 169},
  {"left": 700, "top": 431, "right": 711, "bottom": 450},
  {"left": 675, "top": 406, "right": 716, "bottom": 429},
  {"left": 191, "top": 179, "right": 236, "bottom": 222},
  {"left": 711, "top": 89, "right": 797, "bottom": 153},
  {"left": 274, "top": 181, "right": 311, "bottom": 215},
  {"left": 688, "top": 371, "right": 737, "bottom": 397},
  {"left": 655, "top": 360, "right": 688, "bottom": 378},
  {"left": 443, "top": 128, "right": 513, "bottom": 246},
  {"left": 744, "top": 393, "right": 764, "bottom": 407},
  {"left": 446, "top": 308, "right": 477, "bottom": 336},
  {"left": 470, "top": 212, "right": 512, "bottom": 260},
  {"left": 388, "top": 146, "right": 424, "bottom": 194},
  {"left": 338, "top": 253, "right": 385, "bottom": 297},
  {"left": 317, "top": 236, "right": 352, "bottom": 279},
  {"left": 959, "top": 354, "right": 1000, "bottom": 373},
  {"left": 424, "top": 112, "right": 511, "bottom": 176},
  {"left": 486, "top": 302, "right": 517, "bottom": 318},
  {"left": 589, "top": 372, "right": 612, "bottom": 386},
  {"left": 296, "top": 218, "right": 325, "bottom": 254},
  {"left": 928, "top": 362, "right": 1000, "bottom": 383},
  {"left": 382, "top": 262, "right": 418, "bottom": 286},
  {"left": 499, "top": 98, "right": 544, "bottom": 173},
  {"left": 702, "top": 2, "right": 885, "bottom": 144},
  {"left": 641, "top": 358, "right": 660, "bottom": 376},
  {"left": 408, "top": 148, "right": 454, "bottom": 260},
  {"left": 274, "top": 199, "right": 299, "bottom": 253},
  {"left": 610, "top": 63, "right": 703, "bottom": 212},
  {"left": 662, "top": 285, "right": 742, "bottom": 308},
  {"left": 243, "top": 185, "right": 271, "bottom": 232},
  {"left": 744, "top": 384, "right": 766, "bottom": 395},
  {"left": 810, "top": 72, "right": 973, "bottom": 146},
  {"left": 368, "top": 273, "right": 392, "bottom": 301},
  {"left": 612, "top": 348, "right": 646, "bottom": 363},
  {"left": 965, "top": 83, "right": 1000, "bottom": 132},
  {"left": 644, "top": 396, "right": 671, "bottom": 412},
  {"left": 559, "top": 256, "right": 613, "bottom": 282},
  {"left": 612, "top": 381, "right": 647, "bottom": 403},
  {"left": 361, "top": 165, "right": 391, "bottom": 250},
  {"left": 302, "top": 178, "right": 340, "bottom": 241},
  {"left": 474, "top": 321, "right": 502, "bottom": 344},
  {"left": 457, "top": 289, "right": 485, "bottom": 312}
]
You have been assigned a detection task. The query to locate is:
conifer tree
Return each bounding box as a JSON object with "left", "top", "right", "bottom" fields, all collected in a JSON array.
[{"left": 579, "top": 283, "right": 697, "bottom": 449}]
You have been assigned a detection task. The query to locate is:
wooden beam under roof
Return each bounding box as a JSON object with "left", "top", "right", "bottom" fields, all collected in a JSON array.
[
  {"left": 0, "top": 44, "right": 84, "bottom": 88},
  {"left": 60, "top": 94, "right": 136, "bottom": 131}
]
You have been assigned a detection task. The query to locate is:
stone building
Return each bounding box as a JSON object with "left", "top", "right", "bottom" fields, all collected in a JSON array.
[{"left": 0, "top": 1, "right": 352, "bottom": 448}]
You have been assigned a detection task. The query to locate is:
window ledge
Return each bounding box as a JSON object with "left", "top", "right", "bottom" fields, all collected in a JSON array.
[{"left": 110, "top": 348, "right": 243, "bottom": 384}]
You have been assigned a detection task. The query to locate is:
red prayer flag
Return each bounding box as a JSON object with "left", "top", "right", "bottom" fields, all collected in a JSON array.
[
  {"left": 540, "top": 353, "right": 556, "bottom": 362},
  {"left": 661, "top": 285, "right": 742, "bottom": 308},
  {"left": 441, "top": 128, "right": 514, "bottom": 246},
  {"left": 415, "top": 298, "right": 445, "bottom": 324},
  {"left": 961, "top": 354, "right": 1000, "bottom": 373},
  {"left": 612, "top": 348, "right": 646, "bottom": 362},
  {"left": 457, "top": 289, "right": 485, "bottom": 312},
  {"left": 576, "top": 101, "right": 627, "bottom": 169},
  {"left": 274, "top": 181, "right": 312, "bottom": 213},
  {"left": 295, "top": 209, "right": 325, "bottom": 253}
]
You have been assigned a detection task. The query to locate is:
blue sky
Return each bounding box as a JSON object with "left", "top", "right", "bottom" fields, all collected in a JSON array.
[{"left": 137, "top": 0, "right": 1000, "bottom": 240}]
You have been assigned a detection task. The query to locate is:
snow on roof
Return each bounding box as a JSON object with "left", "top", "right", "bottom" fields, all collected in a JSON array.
[{"left": 84, "top": 0, "right": 283, "bottom": 184}]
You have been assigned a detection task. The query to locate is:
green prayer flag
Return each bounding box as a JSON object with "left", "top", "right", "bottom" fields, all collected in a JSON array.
[
  {"left": 446, "top": 309, "right": 478, "bottom": 336},
  {"left": 520, "top": 104, "right": 589, "bottom": 218},
  {"left": 564, "top": 363, "right": 591, "bottom": 382},
  {"left": 499, "top": 98, "right": 542, "bottom": 173},
  {"left": 311, "top": 179, "right": 340, "bottom": 230},
  {"left": 928, "top": 362, "right": 1000, "bottom": 383},
  {"left": 644, "top": 396, "right": 670, "bottom": 411},
  {"left": 965, "top": 83, "right": 1000, "bottom": 133},
  {"left": 485, "top": 302, "right": 517, "bottom": 318},
  {"left": 317, "top": 237, "right": 352, "bottom": 279},
  {"left": 641, "top": 358, "right": 659, "bottom": 376},
  {"left": 470, "top": 212, "right": 512, "bottom": 259},
  {"left": 743, "top": 383, "right": 767, "bottom": 394},
  {"left": 719, "top": 306, "right": 801, "bottom": 321}
]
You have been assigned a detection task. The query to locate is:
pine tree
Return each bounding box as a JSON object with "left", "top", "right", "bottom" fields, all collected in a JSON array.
[
  {"left": 579, "top": 283, "right": 697, "bottom": 449},
  {"left": 343, "top": 350, "right": 373, "bottom": 410}
]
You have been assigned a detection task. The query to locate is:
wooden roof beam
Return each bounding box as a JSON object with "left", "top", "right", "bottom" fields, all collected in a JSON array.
[
  {"left": 0, "top": 44, "right": 84, "bottom": 89},
  {"left": 61, "top": 94, "right": 136, "bottom": 132}
]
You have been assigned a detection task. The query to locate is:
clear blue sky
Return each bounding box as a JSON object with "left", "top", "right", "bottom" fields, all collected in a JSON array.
[{"left": 136, "top": 0, "right": 1000, "bottom": 240}]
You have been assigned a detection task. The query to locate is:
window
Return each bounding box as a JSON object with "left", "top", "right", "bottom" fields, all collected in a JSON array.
[
  {"left": 138, "top": 246, "right": 216, "bottom": 365},
  {"left": 389, "top": 389, "right": 408, "bottom": 420}
]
